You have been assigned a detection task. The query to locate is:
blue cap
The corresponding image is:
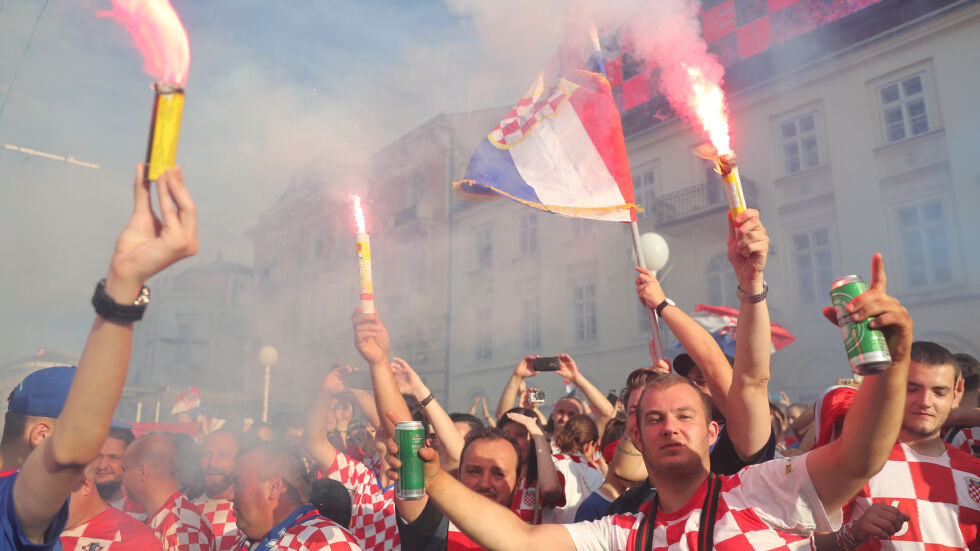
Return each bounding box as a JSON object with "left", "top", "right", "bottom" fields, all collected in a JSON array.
[
  {"left": 110, "top": 418, "right": 133, "bottom": 431},
  {"left": 7, "top": 366, "right": 76, "bottom": 418}
]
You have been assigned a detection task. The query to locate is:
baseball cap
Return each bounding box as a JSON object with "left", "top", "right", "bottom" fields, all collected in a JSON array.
[
  {"left": 7, "top": 366, "right": 76, "bottom": 418},
  {"left": 813, "top": 385, "right": 857, "bottom": 449},
  {"left": 672, "top": 353, "right": 735, "bottom": 378}
]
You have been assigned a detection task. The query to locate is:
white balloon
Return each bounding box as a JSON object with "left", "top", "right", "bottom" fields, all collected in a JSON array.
[
  {"left": 640, "top": 232, "right": 670, "bottom": 272},
  {"left": 259, "top": 345, "right": 279, "bottom": 366}
]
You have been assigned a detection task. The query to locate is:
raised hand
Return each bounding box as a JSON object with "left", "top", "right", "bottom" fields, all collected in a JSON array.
[
  {"left": 391, "top": 357, "right": 424, "bottom": 395},
  {"left": 727, "top": 208, "right": 769, "bottom": 287},
  {"left": 556, "top": 354, "right": 580, "bottom": 381},
  {"left": 634, "top": 267, "right": 666, "bottom": 309},
  {"left": 107, "top": 165, "right": 198, "bottom": 299},
  {"left": 514, "top": 356, "right": 539, "bottom": 379},
  {"left": 352, "top": 308, "right": 390, "bottom": 365},
  {"left": 323, "top": 365, "right": 355, "bottom": 394},
  {"left": 505, "top": 412, "right": 544, "bottom": 438}
]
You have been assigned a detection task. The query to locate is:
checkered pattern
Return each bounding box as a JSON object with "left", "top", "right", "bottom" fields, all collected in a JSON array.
[
  {"left": 234, "top": 509, "right": 362, "bottom": 551},
  {"left": 846, "top": 442, "right": 980, "bottom": 550},
  {"left": 61, "top": 506, "right": 163, "bottom": 550},
  {"left": 565, "top": 454, "right": 834, "bottom": 550},
  {"left": 362, "top": 452, "right": 383, "bottom": 482},
  {"left": 488, "top": 84, "right": 569, "bottom": 146},
  {"left": 544, "top": 453, "right": 603, "bottom": 524},
  {"left": 147, "top": 492, "right": 216, "bottom": 551},
  {"left": 193, "top": 497, "right": 242, "bottom": 551},
  {"left": 447, "top": 521, "right": 483, "bottom": 551},
  {"left": 324, "top": 453, "right": 400, "bottom": 551},
  {"left": 108, "top": 494, "right": 148, "bottom": 522},
  {"left": 510, "top": 471, "right": 567, "bottom": 524},
  {"left": 950, "top": 427, "right": 980, "bottom": 458}
]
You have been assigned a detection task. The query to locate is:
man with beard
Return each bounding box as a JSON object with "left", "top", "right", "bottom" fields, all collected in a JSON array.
[
  {"left": 814, "top": 341, "right": 979, "bottom": 550},
  {"left": 60, "top": 462, "right": 162, "bottom": 550},
  {"left": 96, "top": 421, "right": 147, "bottom": 521},
  {"left": 389, "top": 427, "right": 523, "bottom": 550},
  {"left": 195, "top": 430, "right": 243, "bottom": 551}
]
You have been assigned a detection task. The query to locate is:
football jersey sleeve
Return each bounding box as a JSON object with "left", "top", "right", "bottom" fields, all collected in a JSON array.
[
  {"left": 736, "top": 453, "right": 841, "bottom": 534},
  {"left": 0, "top": 472, "right": 69, "bottom": 550},
  {"left": 563, "top": 512, "right": 636, "bottom": 551}
]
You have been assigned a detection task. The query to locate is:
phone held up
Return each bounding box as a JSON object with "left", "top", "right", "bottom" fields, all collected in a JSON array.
[{"left": 533, "top": 356, "right": 561, "bottom": 372}]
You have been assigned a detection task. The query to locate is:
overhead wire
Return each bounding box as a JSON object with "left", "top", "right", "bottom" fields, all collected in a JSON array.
[{"left": 0, "top": 0, "right": 51, "bottom": 125}]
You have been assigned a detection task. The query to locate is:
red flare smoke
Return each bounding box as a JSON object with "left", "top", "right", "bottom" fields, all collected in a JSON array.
[{"left": 101, "top": 0, "right": 191, "bottom": 86}]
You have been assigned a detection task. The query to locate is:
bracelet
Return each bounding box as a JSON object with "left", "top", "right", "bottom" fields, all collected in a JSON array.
[
  {"left": 420, "top": 393, "right": 435, "bottom": 407},
  {"left": 736, "top": 281, "right": 768, "bottom": 303},
  {"left": 835, "top": 520, "right": 861, "bottom": 550}
]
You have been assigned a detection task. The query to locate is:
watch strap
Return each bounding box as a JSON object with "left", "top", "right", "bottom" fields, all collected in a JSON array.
[
  {"left": 91, "top": 279, "right": 150, "bottom": 323},
  {"left": 654, "top": 298, "right": 674, "bottom": 317}
]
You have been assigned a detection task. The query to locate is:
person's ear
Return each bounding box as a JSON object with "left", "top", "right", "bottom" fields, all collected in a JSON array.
[
  {"left": 707, "top": 421, "right": 720, "bottom": 447},
  {"left": 28, "top": 420, "right": 54, "bottom": 449},
  {"left": 267, "top": 476, "right": 284, "bottom": 501}
]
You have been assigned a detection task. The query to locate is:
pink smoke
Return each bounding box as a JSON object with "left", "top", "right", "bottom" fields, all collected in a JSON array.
[{"left": 100, "top": 0, "right": 191, "bottom": 86}]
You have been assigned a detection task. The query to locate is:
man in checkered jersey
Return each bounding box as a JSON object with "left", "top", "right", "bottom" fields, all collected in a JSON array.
[
  {"left": 232, "top": 442, "right": 362, "bottom": 550},
  {"left": 60, "top": 461, "right": 162, "bottom": 550},
  {"left": 122, "top": 433, "right": 216, "bottom": 551},
  {"left": 195, "top": 429, "right": 245, "bottom": 551},
  {"left": 306, "top": 365, "right": 400, "bottom": 551},
  {"left": 813, "top": 341, "right": 979, "bottom": 550},
  {"left": 401, "top": 250, "right": 914, "bottom": 551},
  {"left": 944, "top": 352, "right": 980, "bottom": 458}
]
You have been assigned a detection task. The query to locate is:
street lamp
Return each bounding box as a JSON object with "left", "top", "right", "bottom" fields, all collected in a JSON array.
[{"left": 259, "top": 345, "right": 279, "bottom": 423}]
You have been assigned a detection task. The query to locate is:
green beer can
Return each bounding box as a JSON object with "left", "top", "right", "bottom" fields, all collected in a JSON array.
[
  {"left": 830, "top": 275, "right": 892, "bottom": 375},
  {"left": 396, "top": 421, "right": 425, "bottom": 500}
]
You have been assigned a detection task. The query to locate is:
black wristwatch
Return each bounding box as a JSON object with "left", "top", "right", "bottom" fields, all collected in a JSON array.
[
  {"left": 91, "top": 278, "right": 151, "bottom": 323},
  {"left": 654, "top": 298, "right": 676, "bottom": 317}
]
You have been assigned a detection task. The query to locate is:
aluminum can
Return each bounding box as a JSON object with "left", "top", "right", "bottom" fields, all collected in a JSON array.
[
  {"left": 145, "top": 82, "right": 185, "bottom": 181},
  {"left": 396, "top": 421, "right": 425, "bottom": 500},
  {"left": 830, "top": 275, "right": 892, "bottom": 375}
]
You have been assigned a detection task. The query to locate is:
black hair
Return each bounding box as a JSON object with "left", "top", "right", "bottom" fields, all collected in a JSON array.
[
  {"left": 497, "top": 407, "right": 541, "bottom": 482},
  {"left": 108, "top": 426, "right": 136, "bottom": 447},
  {"left": 910, "top": 341, "right": 959, "bottom": 379},
  {"left": 449, "top": 413, "right": 484, "bottom": 434},
  {"left": 459, "top": 427, "right": 523, "bottom": 481}
]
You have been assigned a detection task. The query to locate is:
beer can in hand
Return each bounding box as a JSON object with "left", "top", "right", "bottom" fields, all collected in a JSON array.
[
  {"left": 830, "top": 275, "right": 892, "bottom": 375},
  {"left": 396, "top": 421, "right": 426, "bottom": 500}
]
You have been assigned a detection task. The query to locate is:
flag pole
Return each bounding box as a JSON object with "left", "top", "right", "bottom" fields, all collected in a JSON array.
[{"left": 631, "top": 221, "right": 664, "bottom": 364}]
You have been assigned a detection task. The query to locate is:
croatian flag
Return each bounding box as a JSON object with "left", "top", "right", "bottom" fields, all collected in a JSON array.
[
  {"left": 687, "top": 304, "right": 796, "bottom": 356},
  {"left": 453, "top": 29, "right": 638, "bottom": 222}
]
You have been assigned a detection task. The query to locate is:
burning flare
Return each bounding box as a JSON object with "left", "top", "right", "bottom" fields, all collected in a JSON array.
[
  {"left": 101, "top": 0, "right": 191, "bottom": 86},
  {"left": 352, "top": 194, "right": 366, "bottom": 233},
  {"left": 686, "top": 66, "right": 730, "bottom": 156}
]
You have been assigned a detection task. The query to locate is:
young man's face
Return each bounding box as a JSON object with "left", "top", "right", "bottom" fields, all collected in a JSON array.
[
  {"left": 499, "top": 422, "right": 530, "bottom": 464},
  {"left": 901, "top": 361, "right": 961, "bottom": 439},
  {"left": 458, "top": 439, "right": 520, "bottom": 507},
  {"left": 202, "top": 432, "right": 238, "bottom": 497},
  {"left": 550, "top": 398, "right": 582, "bottom": 434},
  {"left": 631, "top": 383, "right": 718, "bottom": 480},
  {"left": 94, "top": 437, "right": 126, "bottom": 495}
]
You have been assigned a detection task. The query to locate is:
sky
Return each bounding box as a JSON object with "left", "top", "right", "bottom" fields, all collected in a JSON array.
[{"left": 0, "top": 0, "right": 571, "bottom": 362}]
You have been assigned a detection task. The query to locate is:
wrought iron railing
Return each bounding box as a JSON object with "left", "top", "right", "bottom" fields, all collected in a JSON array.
[{"left": 647, "top": 178, "right": 758, "bottom": 227}]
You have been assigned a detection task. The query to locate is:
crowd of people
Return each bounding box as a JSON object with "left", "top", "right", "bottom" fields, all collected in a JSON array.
[{"left": 1, "top": 166, "right": 978, "bottom": 550}]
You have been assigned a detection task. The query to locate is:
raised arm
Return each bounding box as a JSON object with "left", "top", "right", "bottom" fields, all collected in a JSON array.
[
  {"left": 506, "top": 412, "right": 562, "bottom": 503},
  {"left": 350, "top": 388, "right": 381, "bottom": 430},
  {"left": 557, "top": 354, "right": 615, "bottom": 429},
  {"left": 391, "top": 357, "right": 465, "bottom": 473},
  {"left": 305, "top": 366, "right": 351, "bottom": 469},
  {"left": 352, "top": 309, "right": 411, "bottom": 440},
  {"left": 636, "top": 267, "right": 733, "bottom": 414},
  {"left": 496, "top": 357, "right": 538, "bottom": 419},
  {"left": 14, "top": 166, "right": 198, "bottom": 543},
  {"left": 724, "top": 209, "right": 776, "bottom": 459},
  {"left": 807, "top": 254, "right": 913, "bottom": 513},
  {"left": 386, "top": 414, "right": 575, "bottom": 551}
]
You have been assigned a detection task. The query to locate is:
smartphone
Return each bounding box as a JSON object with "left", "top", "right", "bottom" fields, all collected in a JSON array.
[{"left": 533, "top": 356, "right": 561, "bottom": 372}]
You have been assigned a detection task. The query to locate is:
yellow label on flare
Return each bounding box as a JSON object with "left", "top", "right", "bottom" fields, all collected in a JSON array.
[{"left": 146, "top": 89, "right": 184, "bottom": 181}]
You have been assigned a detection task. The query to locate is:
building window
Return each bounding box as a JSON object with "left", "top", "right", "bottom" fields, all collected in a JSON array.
[
  {"left": 475, "top": 309, "right": 492, "bottom": 361},
  {"left": 519, "top": 213, "right": 538, "bottom": 254},
  {"left": 706, "top": 254, "right": 738, "bottom": 308},
  {"left": 633, "top": 167, "right": 656, "bottom": 218},
  {"left": 780, "top": 112, "right": 820, "bottom": 175},
  {"left": 573, "top": 283, "right": 597, "bottom": 344},
  {"left": 897, "top": 199, "right": 951, "bottom": 287},
  {"left": 879, "top": 74, "right": 929, "bottom": 144},
  {"left": 410, "top": 172, "right": 426, "bottom": 205},
  {"left": 792, "top": 228, "right": 835, "bottom": 304},
  {"left": 521, "top": 296, "right": 541, "bottom": 353},
  {"left": 475, "top": 228, "right": 492, "bottom": 269}
]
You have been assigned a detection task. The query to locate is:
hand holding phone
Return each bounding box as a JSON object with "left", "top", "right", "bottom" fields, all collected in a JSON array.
[{"left": 533, "top": 356, "right": 561, "bottom": 372}]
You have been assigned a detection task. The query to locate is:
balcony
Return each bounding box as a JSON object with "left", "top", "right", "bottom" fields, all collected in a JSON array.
[
  {"left": 646, "top": 177, "right": 758, "bottom": 228},
  {"left": 391, "top": 203, "right": 435, "bottom": 228}
]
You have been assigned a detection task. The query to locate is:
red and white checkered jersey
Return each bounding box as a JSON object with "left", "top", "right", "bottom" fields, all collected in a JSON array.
[
  {"left": 108, "top": 494, "right": 148, "bottom": 522},
  {"left": 510, "top": 471, "right": 567, "bottom": 524},
  {"left": 234, "top": 508, "right": 363, "bottom": 551},
  {"left": 193, "top": 496, "right": 243, "bottom": 551},
  {"left": 544, "top": 453, "right": 603, "bottom": 524},
  {"left": 447, "top": 520, "right": 484, "bottom": 550},
  {"left": 147, "top": 492, "right": 216, "bottom": 551},
  {"left": 362, "top": 453, "right": 384, "bottom": 482},
  {"left": 61, "top": 506, "right": 164, "bottom": 551},
  {"left": 564, "top": 454, "right": 838, "bottom": 550},
  {"left": 324, "top": 452, "right": 400, "bottom": 551},
  {"left": 950, "top": 427, "right": 980, "bottom": 458},
  {"left": 845, "top": 442, "right": 980, "bottom": 550}
]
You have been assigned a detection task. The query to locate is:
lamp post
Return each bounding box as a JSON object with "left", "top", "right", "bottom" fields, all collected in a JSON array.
[
  {"left": 259, "top": 345, "right": 279, "bottom": 423},
  {"left": 636, "top": 231, "right": 670, "bottom": 363}
]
